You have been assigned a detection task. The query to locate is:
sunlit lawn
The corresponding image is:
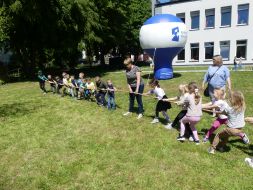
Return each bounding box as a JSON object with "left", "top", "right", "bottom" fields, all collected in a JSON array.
[{"left": 0, "top": 70, "right": 253, "bottom": 189}]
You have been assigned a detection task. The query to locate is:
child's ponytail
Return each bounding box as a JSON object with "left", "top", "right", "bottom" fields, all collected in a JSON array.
[{"left": 149, "top": 78, "right": 160, "bottom": 88}]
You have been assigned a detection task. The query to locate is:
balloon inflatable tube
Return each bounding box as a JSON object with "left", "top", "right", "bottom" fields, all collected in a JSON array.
[{"left": 139, "top": 14, "right": 187, "bottom": 80}]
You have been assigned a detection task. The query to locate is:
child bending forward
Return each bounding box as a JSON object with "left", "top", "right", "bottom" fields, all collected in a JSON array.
[
  {"left": 146, "top": 79, "right": 171, "bottom": 126},
  {"left": 177, "top": 82, "right": 202, "bottom": 145},
  {"left": 208, "top": 91, "right": 247, "bottom": 154}
]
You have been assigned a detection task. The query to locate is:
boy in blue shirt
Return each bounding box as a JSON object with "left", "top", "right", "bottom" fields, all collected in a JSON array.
[{"left": 107, "top": 79, "right": 116, "bottom": 110}]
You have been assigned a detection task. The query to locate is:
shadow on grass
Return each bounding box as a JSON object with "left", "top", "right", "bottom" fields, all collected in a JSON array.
[
  {"left": 0, "top": 102, "right": 45, "bottom": 119},
  {"left": 229, "top": 139, "right": 253, "bottom": 156},
  {"left": 142, "top": 72, "right": 182, "bottom": 80}
]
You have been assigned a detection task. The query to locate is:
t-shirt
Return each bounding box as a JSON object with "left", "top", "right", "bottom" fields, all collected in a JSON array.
[
  {"left": 48, "top": 79, "right": 56, "bottom": 86},
  {"left": 224, "top": 104, "right": 245, "bottom": 128},
  {"left": 214, "top": 100, "right": 228, "bottom": 119},
  {"left": 96, "top": 80, "right": 107, "bottom": 93},
  {"left": 76, "top": 79, "right": 83, "bottom": 87},
  {"left": 38, "top": 75, "right": 47, "bottom": 82},
  {"left": 149, "top": 86, "right": 166, "bottom": 100},
  {"left": 107, "top": 84, "right": 115, "bottom": 97},
  {"left": 63, "top": 78, "right": 68, "bottom": 86},
  {"left": 203, "top": 65, "right": 230, "bottom": 88},
  {"left": 126, "top": 65, "right": 144, "bottom": 87},
  {"left": 56, "top": 79, "right": 63, "bottom": 88},
  {"left": 71, "top": 79, "right": 77, "bottom": 87},
  {"left": 86, "top": 82, "right": 95, "bottom": 91},
  {"left": 185, "top": 94, "right": 202, "bottom": 117}
]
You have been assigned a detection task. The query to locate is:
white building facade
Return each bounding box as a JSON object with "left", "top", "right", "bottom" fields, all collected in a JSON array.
[{"left": 155, "top": 0, "right": 253, "bottom": 65}]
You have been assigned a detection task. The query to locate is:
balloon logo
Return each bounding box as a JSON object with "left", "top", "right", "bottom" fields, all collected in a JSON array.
[{"left": 139, "top": 14, "right": 187, "bottom": 80}]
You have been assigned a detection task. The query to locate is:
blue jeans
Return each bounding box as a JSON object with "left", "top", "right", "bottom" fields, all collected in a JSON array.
[
  {"left": 107, "top": 96, "right": 116, "bottom": 110},
  {"left": 129, "top": 84, "right": 144, "bottom": 114},
  {"left": 95, "top": 92, "right": 106, "bottom": 105}
]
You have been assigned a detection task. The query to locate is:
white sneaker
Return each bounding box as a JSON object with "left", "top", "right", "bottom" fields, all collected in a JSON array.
[
  {"left": 208, "top": 147, "right": 215, "bottom": 154},
  {"left": 245, "top": 158, "right": 253, "bottom": 168},
  {"left": 242, "top": 134, "right": 250, "bottom": 144},
  {"left": 151, "top": 118, "right": 159, "bottom": 124},
  {"left": 189, "top": 136, "right": 194, "bottom": 142},
  {"left": 164, "top": 123, "right": 172, "bottom": 129},
  {"left": 137, "top": 114, "right": 143, "bottom": 119},
  {"left": 177, "top": 136, "right": 185, "bottom": 141},
  {"left": 123, "top": 112, "right": 132, "bottom": 116}
]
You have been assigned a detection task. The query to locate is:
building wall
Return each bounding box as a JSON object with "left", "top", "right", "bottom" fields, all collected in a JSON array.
[{"left": 155, "top": 0, "right": 253, "bottom": 65}]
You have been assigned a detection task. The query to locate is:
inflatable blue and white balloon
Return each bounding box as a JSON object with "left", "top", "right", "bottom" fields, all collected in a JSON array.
[{"left": 139, "top": 14, "right": 187, "bottom": 79}]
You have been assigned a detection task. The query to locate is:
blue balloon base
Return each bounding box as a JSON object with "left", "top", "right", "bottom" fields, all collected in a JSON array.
[{"left": 154, "top": 68, "right": 173, "bottom": 80}]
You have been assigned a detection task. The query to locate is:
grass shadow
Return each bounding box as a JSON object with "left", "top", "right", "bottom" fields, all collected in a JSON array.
[
  {"left": 142, "top": 72, "right": 182, "bottom": 80},
  {"left": 229, "top": 139, "right": 253, "bottom": 156},
  {"left": 0, "top": 102, "right": 45, "bottom": 119}
]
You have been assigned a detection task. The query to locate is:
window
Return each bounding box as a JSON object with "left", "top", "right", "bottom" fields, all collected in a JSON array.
[
  {"left": 221, "top": 6, "right": 231, "bottom": 26},
  {"left": 220, "top": 41, "right": 230, "bottom": 60},
  {"left": 190, "top": 43, "right": 199, "bottom": 60},
  {"left": 176, "top": 13, "right": 185, "bottom": 23},
  {"left": 177, "top": 49, "right": 185, "bottom": 60},
  {"left": 204, "top": 42, "right": 214, "bottom": 59},
  {"left": 191, "top": 11, "right": 200, "bottom": 29},
  {"left": 238, "top": 4, "right": 249, "bottom": 25},
  {"left": 205, "top": 9, "right": 215, "bottom": 28},
  {"left": 236, "top": 40, "right": 247, "bottom": 58}
]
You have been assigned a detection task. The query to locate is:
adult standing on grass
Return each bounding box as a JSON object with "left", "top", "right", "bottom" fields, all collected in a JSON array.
[
  {"left": 202, "top": 55, "right": 231, "bottom": 102},
  {"left": 123, "top": 57, "right": 145, "bottom": 119}
]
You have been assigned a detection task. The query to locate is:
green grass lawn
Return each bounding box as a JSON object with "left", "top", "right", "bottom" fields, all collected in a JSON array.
[{"left": 0, "top": 71, "right": 253, "bottom": 190}]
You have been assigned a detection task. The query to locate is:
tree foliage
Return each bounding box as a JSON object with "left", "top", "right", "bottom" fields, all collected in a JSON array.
[{"left": 0, "top": 0, "right": 151, "bottom": 77}]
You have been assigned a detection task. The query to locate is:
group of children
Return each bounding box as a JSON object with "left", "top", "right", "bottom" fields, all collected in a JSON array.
[
  {"left": 147, "top": 79, "right": 253, "bottom": 167},
  {"left": 38, "top": 71, "right": 116, "bottom": 110},
  {"left": 38, "top": 70, "right": 253, "bottom": 166}
]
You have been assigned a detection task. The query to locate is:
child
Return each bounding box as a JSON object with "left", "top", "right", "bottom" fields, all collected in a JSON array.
[
  {"left": 208, "top": 91, "right": 248, "bottom": 154},
  {"left": 85, "top": 78, "right": 96, "bottom": 100},
  {"left": 70, "top": 75, "right": 78, "bottom": 98},
  {"left": 38, "top": 70, "right": 48, "bottom": 94},
  {"left": 61, "top": 72, "right": 69, "bottom": 97},
  {"left": 202, "top": 88, "right": 228, "bottom": 143},
  {"left": 107, "top": 79, "right": 116, "bottom": 110},
  {"left": 62, "top": 73, "right": 73, "bottom": 97},
  {"left": 47, "top": 75, "right": 57, "bottom": 93},
  {"left": 95, "top": 76, "right": 107, "bottom": 106},
  {"left": 76, "top": 72, "right": 85, "bottom": 99},
  {"left": 145, "top": 79, "right": 171, "bottom": 125},
  {"left": 177, "top": 82, "right": 202, "bottom": 145},
  {"left": 164, "top": 84, "right": 189, "bottom": 130},
  {"left": 55, "top": 76, "right": 63, "bottom": 94},
  {"left": 204, "top": 89, "right": 250, "bottom": 144}
]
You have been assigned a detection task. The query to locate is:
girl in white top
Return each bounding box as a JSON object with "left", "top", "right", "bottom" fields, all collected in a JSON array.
[
  {"left": 209, "top": 91, "right": 249, "bottom": 154},
  {"left": 202, "top": 88, "right": 228, "bottom": 142},
  {"left": 163, "top": 84, "right": 190, "bottom": 130},
  {"left": 177, "top": 82, "right": 202, "bottom": 145},
  {"left": 145, "top": 79, "right": 171, "bottom": 125},
  {"left": 203, "top": 89, "right": 249, "bottom": 144}
]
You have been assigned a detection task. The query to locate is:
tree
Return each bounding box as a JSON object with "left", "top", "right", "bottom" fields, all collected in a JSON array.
[{"left": 0, "top": 0, "right": 151, "bottom": 76}]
